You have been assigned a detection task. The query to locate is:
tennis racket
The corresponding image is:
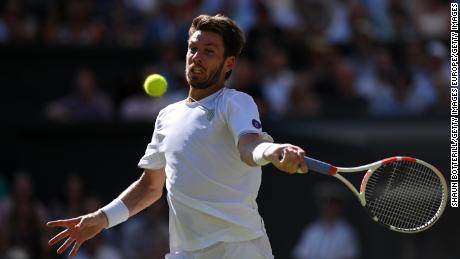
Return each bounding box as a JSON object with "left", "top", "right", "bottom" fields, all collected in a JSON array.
[{"left": 303, "top": 156, "right": 448, "bottom": 233}]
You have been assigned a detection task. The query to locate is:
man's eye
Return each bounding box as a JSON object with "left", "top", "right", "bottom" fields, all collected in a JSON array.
[
  {"left": 205, "top": 49, "right": 215, "bottom": 55},
  {"left": 189, "top": 47, "right": 197, "bottom": 53}
]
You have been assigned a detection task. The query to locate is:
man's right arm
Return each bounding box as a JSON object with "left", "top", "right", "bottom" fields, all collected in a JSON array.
[
  {"left": 98, "top": 168, "right": 166, "bottom": 228},
  {"left": 47, "top": 168, "right": 166, "bottom": 256},
  {"left": 117, "top": 168, "right": 166, "bottom": 217}
]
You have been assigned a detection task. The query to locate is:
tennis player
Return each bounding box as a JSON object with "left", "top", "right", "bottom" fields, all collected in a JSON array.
[{"left": 47, "top": 14, "right": 308, "bottom": 259}]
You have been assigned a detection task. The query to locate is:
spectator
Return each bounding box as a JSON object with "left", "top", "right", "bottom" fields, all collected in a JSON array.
[
  {"left": 44, "top": 68, "right": 114, "bottom": 122},
  {"left": 3, "top": 171, "right": 47, "bottom": 259},
  {"left": 354, "top": 47, "right": 399, "bottom": 116},
  {"left": 199, "top": 0, "right": 256, "bottom": 31},
  {"left": 288, "top": 72, "right": 322, "bottom": 117},
  {"left": 63, "top": 173, "right": 86, "bottom": 218},
  {"left": 103, "top": 1, "right": 144, "bottom": 47},
  {"left": 228, "top": 58, "right": 267, "bottom": 117},
  {"left": 143, "top": 1, "right": 198, "bottom": 48},
  {"left": 245, "top": 2, "right": 284, "bottom": 61},
  {"left": 330, "top": 61, "right": 368, "bottom": 116},
  {"left": 426, "top": 40, "right": 450, "bottom": 114},
  {"left": 387, "top": 0, "right": 417, "bottom": 43},
  {"left": 362, "top": 0, "right": 392, "bottom": 41},
  {"left": 44, "top": 0, "right": 105, "bottom": 45},
  {"left": 412, "top": 0, "right": 450, "bottom": 40},
  {"left": 324, "top": 0, "right": 353, "bottom": 44},
  {"left": 0, "top": 0, "right": 38, "bottom": 43},
  {"left": 259, "top": 43, "right": 295, "bottom": 119},
  {"left": 392, "top": 68, "right": 437, "bottom": 116},
  {"left": 292, "top": 183, "right": 360, "bottom": 259},
  {"left": 264, "top": 0, "right": 301, "bottom": 28},
  {"left": 308, "top": 40, "right": 367, "bottom": 116}
]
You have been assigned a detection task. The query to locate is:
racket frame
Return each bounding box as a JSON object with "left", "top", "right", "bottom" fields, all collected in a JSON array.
[{"left": 304, "top": 156, "right": 448, "bottom": 233}]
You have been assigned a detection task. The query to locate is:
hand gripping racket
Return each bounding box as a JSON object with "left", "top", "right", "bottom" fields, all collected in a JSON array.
[{"left": 303, "top": 156, "right": 448, "bottom": 233}]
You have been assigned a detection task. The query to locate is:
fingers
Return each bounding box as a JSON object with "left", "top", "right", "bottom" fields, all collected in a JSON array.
[
  {"left": 46, "top": 218, "right": 80, "bottom": 228},
  {"left": 69, "top": 241, "right": 82, "bottom": 257},
  {"left": 298, "top": 162, "right": 308, "bottom": 174},
  {"left": 278, "top": 145, "right": 308, "bottom": 174},
  {"left": 57, "top": 237, "right": 74, "bottom": 254},
  {"left": 296, "top": 148, "right": 308, "bottom": 173},
  {"left": 47, "top": 215, "right": 100, "bottom": 257},
  {"left": 48, "top": 229, "right": 70, "bottom": 246}
]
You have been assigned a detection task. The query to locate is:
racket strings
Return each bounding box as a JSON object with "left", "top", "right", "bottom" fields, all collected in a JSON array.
[
  {"left": 364, "top": 160, "right": 445, "bottom": 231},
  {"left": 367, "top": 170, "right": 432, "bottom": 229},
  {"left": 388, "top": 163, "right": 438, "bottom": 226},
  {"left": 369, "top": 162, "right": 442, "bottom": 229},
  {"left": 377, "top": 163, "right": 441, "bottom": 228}
]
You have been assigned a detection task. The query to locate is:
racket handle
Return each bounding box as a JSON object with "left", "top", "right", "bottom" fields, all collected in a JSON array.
[{"left": 303, "top": 156, "right": 337, "bottom": 175}]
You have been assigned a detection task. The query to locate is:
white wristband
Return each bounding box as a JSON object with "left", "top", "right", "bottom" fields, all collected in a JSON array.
[
  {"left": 252, "top": 142, "right": 274, "bottom": 166},
  {"left": 100, "top": 199, "right": 129, "bottom": 229}
]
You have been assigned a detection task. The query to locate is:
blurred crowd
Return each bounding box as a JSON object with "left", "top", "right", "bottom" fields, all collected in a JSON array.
[
  {"left": 1, "top": 0, "right": 452, "bottom": 121},
  {"left": 0, "top": 171, "right": 169, "bottom": 259}
]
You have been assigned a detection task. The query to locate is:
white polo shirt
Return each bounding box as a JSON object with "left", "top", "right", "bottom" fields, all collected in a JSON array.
[{"left": 138, "top": 88, "right": 268, "bottom": 252}]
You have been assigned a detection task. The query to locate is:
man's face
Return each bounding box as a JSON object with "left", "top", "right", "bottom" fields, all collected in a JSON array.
[{"left": 186, "top": 30, "right": 234, "bottom": 89}]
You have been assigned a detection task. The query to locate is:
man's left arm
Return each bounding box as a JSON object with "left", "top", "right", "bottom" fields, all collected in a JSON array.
[{"left": 238, "top": 133, "right": 308, "bottom": 174}]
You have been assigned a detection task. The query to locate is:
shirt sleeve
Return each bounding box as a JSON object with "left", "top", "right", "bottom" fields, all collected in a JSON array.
[
  {"left": 225, "top": 91, "right": 266, "bottom": 146},
  {"left": 137, "top": 110, "right": 166, "bottom": 170}
]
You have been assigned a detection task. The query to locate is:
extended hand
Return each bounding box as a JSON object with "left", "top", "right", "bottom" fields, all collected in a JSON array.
[
  {"left": 264, "top": 144, "right": 308, "bottom": 174},
  {"left": 46, "top": 210, "right": 108, "bottom": 257}
]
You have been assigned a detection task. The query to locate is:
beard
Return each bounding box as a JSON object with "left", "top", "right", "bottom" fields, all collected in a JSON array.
[{"left": 186, "top": 61, "right": 225, "bottom": 89}]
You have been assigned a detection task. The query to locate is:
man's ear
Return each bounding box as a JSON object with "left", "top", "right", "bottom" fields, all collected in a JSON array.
[{"left": 224, "top": 56, "right": 236, "bottom": 74}]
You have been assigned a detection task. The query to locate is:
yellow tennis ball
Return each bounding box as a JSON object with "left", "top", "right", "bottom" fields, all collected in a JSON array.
[{"left": 144, "top": 74, "right": 168, "bottom": 96}]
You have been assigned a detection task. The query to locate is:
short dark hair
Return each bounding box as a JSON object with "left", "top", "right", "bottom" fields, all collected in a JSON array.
[{"left": 188, "top": 14, "right": 245, "bottom": 79}]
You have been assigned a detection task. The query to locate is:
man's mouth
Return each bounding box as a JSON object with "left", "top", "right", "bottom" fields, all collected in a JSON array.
[{"left": 190, "top": 66, "right": 205, "bottom": 75}]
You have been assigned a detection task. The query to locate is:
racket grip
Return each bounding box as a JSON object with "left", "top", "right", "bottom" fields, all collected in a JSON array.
[{"left": 303, "top": 156, "right": 336, "bottom": 175}]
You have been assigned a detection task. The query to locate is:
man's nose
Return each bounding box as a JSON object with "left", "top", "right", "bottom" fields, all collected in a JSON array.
[{"left": 191, "top": 51, "right": 203, "bottom": 64}]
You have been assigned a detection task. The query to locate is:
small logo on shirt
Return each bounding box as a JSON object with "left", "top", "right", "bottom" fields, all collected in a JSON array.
[{"left": 252, "top": 119, "right": 262, "bottom": 129}]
